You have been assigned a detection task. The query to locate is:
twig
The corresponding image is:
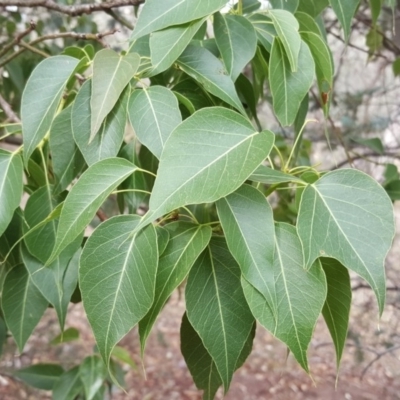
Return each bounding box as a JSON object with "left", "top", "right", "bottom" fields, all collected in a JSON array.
[
  {"left": 0, "top": 94, "right": 20, "bottom": 123},
  {"left": 19, "top": 41, "right": 49, "bottom": 58},
  {"left": 361, "top": 345, "right": 400, "bottom": 380},
  {"left": 0, "top": 0, "right": 145, "bottom": 16},
  {"left": 96, "top": 210, "right": 108, "bottom": 222},
  {"left": 333, "top": 151, "right": 400, "bottom": 169},
  {"left": 352, "top": 283, "right": 400, "bottom": 292},
  {"left": 0, "top": 20, "right": 36, "bottom": 58},
  {"left": 0, "top": 29, "right": 119, "bottom": 68},
  {"left": 105, "top": 9, "right": 134, "bottom": 30}
]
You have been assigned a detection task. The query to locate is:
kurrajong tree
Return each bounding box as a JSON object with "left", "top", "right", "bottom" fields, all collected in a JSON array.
[{"left": 0, "top": 0, "right": 398, "bottom": 398}]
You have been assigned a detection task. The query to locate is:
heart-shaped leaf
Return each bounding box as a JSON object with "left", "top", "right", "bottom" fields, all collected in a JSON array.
[
  {"left": 136, "top": 107, "right": 274, "bottom": 230},
  {"left": 242, "top": 223, "right": 327, "bottom": 372},
  {"left": 297, "top": 169, "right": 395, "bottom": 314},
  {"left": 80, "top": 215, "right": 158, "bottom": 367}
]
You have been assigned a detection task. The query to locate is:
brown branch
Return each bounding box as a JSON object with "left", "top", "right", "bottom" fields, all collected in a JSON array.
[
  {"left": 0, "top": 94, "right": 20, "bottom": 123},
  {"left": 0, "top": 20, "right": 36, "bottom": 59},
  {"left": 333, "top": 151, "right": 400, "bottom": 169},
  {"left": 352, "top": 283, "right": 400, "bottom": 292},
  {"left": 361, "top": 345, "right": 400, "bottom": 380},
  {"left": 0, "top": 0, "right": 145, "bottom": 16},
  {"left": 0, "top": 29, "right": 119, "bottom": 68}
]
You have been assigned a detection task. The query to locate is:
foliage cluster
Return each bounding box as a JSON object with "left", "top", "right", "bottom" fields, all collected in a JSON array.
[{"left": 0, "top": 0, "right": 398, "bottom": 398}]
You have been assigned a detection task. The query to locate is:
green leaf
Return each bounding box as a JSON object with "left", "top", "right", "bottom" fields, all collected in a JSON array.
[
  {"left": 392, "top": 58, "right": 400, "bottom": 77},
  {"left": 72, "top": 80, "right": 129, "bottom": 166},
  {"left": 156, "top": 226, "right": 170, "bottom": 256},
  {"left": 79, "top": 356, "right": 107, "bottom": 400},
  {"left": 150, "top": 18, "right": 206, "bottom": 75},
  {"left": 186, "top": 236, "right": 255, "bottom": 391},
  {"left": 242, "top": 223, "right": 327, "bottom": 372},
  {"left": 214, "top": 13, "right": 257, "bottom": 82},
  {"left": 118, "top": 141, "right": 149, "bottom": 213},
  {"left": 217, "top": 185, "right": 276, "bottom": 316},
  {"left": 21, "top": 56, "right": 79, "bottom": 167},
  {"left": 270, "top": 39, "right": 315, "bottom": 126},
  {"left": 235, "top": 0, "right": 261, "bottom": 13},
  {"left": 296, "top": 11, "right": 324, "bottom": 36},
  {"left": 181, "top": 313, "right": 255, "bottom": 400},
  {"left": 270, "top": 0, "right": 299, "bottom": 12},
  {"left": 80, "top": 215, "right": 158, "bottom": 366},
  {"left": 0, "top": 208, "right": 24, "bottom": 270},
  {"left": 139, "top": 222, "right": 211, "bottom": 353},
  {"left": 350, "top": 137, "right": 384, "bottom": 154},
  {"left": 51, "top": 327, "right": 80, "bottom": 345},
  {"left": 14, "top": 364, "right": 64, "bottom": 390},
  {"left": 0, "top": 149, "right": 23, "bottom": 236},
  {"left": 384, "top": 163, "right": 399, "bottom": 185},
  {"left": 22, "top": 245, "right": 81, "bottom": 330},
  {"left": 2, "top": 264, "right": 48, "bottom": 351},
  {"left": 297, "top": 169, "right": 395, "bottom": 315},
  {"left": 111, "top": 346, "right": 137, "bottom": 369},
  {"left": 137, "top": 107, "right": 274, "bottom": 230},
  {"left": 366, "top": 26, "right": 383, "bottom": 54},
  {"left": 131, "top": 0, "right": 227, "bottom": 39},
  {"left": 49, "top": 157, "right": 137, "bottom": 262},
  {"left": 269, "top": 9, "right": 301, "bottom": 72},
  {"left": 49, "top": 106, "right": 85, "bottom": 194},
  {"left": 23, "top": 185, "right": 65, "bottom": 263},
  {"left": 128, "top": 86, "right": 182, "bottom": 159},
  {"left": 329, "top": 0, "right": 360, "bottom": 40},
  {"left": 385, "top": 180, "right": 400, "bottom": 201},
  {"left": 247, "top": 14, "right": 277, "bottom": 53},
  {"left": 249, "top": 164, "right": 304, "bottom": 184},
  {"left": 300, "top": 31, "right": 333, "bottom": 111},
  {"left": 90, "top": 50, "right": 140, "bottom": 140},
  {"left": 52, "top": 367, "right": 83, "bottom": 400},
  {"left": 172, "top": 79, "right": 214, "bottom": 111},
  {"left": 321, "top": 258, "right": 351, "bottom": 370},
  {"left": 177, "top": 45, "right": 245, "bottom": 114},
  {"left": 297, "top": 0, "right": 329, "bottom": 16}
]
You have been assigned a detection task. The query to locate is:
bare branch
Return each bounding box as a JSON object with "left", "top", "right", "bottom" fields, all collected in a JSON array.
[
  {"left": 0, "top": 20, "right": 36, "bottom": 59},
  {"left": 0, "top": 29, "right": 118, "bottom": 68},
  {"left": 361, "top": 345, "right": 400, "bottom": 380},
  {"left": 0, "top": 94, "right": 20, "bottom": 123},
  {"left": 0, "top": 0, "right": 145, "bottom": 17}
]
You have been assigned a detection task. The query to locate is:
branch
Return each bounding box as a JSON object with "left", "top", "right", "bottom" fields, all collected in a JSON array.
[
  {"left": 361, "top": 345, "right": 400, "bottom": 380},
  {"left": 0, "top": 0, "right": 145, "bottom": 16},
  {"left": 0, "top": 29, "right": 118, "bottom": 68},
  {"left": 352, "top": 283, "right": 400, "bottom": 292},
  {"left": 0, "top": 94, "right": 20, "bottom": 123},
  {"left": 333, "top": 151, "right": 400, "bottom": 169},
  {"left": 0, "top": 20, "right": 36, "bottom": 59}
]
